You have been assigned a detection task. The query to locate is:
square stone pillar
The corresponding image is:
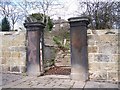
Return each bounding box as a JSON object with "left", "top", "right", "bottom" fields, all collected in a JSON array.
[
  {"left": 68, "top": 17, "right": 90, "bottom": 81},
  {"left": 24, "top": 22, "right": 45, "bottom": 76}
]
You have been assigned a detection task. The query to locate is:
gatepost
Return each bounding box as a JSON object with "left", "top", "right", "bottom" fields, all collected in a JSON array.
[
  {"left": 68, "top": 17, "right": 90, "bottom": 81},
  {"left": 24, "top": 22, "right": 45, "bottom": 76}
]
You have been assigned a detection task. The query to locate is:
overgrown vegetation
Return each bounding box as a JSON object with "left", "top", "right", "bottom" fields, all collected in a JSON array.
[
  {"left": 53, "top": 30, "right": 70, "bottom": 52},
  {"left": 1, "top": 17, "right": 10, "bottom": 31},
  {"left": 28, "top": 13, "right": 53, "bottom": 31},
  {"left": 78, "top": 1, "right": 120, "bottom": 29}
]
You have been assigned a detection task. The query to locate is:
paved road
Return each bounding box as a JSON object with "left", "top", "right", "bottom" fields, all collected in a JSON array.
[{"left": 0, "top": 73, "right": 119, "bottom": 89}]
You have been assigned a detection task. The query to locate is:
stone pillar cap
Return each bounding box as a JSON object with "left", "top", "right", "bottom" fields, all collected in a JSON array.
[
  {"left": 24, "top": 22, "right": 45, "bottom": 28},
  {"left": 68, "top": 17, "right": 90, "bottom": 24}
]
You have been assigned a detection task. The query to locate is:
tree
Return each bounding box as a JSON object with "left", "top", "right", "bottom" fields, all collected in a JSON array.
[
  {"left": 29, "top": 0, "right": 63, "bottom": 29},
  {"left": 0, "top": 0, "right": 23, "bottom": 30},
  {"left": 17, "top": 0, "right": 34, "bottom": 18},
  {"left": 47, "top": 16, "right": 53, "bottom": 31},
  {"left": 33, "top": 0, "right": 63, "bottom": 21},
  {"left": 2, "top": 17, "right": 10, "bottom": 31},
  {"left": 10, "top": 9, "right": 23, "bottom": 30},
  {"left": 77, "top": 1, "right": 120, "bottom": 29},
  {"left": 17, "top": 0, "right": 64, "bottom": 30},
  {"left": 28, "top": 13, "right": 53, "bottom": 31},
  {"left": 0, "top": 0, "right": 11, "bottom": 17}
]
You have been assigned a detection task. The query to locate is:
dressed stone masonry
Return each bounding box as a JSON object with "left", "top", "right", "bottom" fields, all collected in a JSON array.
[
  {"left": 0, "top": 31, "right": 26, "bottom": 73},
  {"left": 0, "top": 29, "right": 119, "bottom": 82},
  {"left": 87, "top": 29, "right": 119, "bottom": 82}
]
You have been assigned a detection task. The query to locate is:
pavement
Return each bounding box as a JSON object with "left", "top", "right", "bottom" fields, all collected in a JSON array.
[{"left": 0, "top": 73, "right": 119, "bottom": 89}]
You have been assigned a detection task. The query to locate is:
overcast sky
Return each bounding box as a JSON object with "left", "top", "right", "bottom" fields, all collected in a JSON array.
[
  {"left": 12, "top": 0, "right": 79, "bottom": 20},
  {"left": 52, "top": 0, "right": 79, "bottom": 20},
  {"left": 1, "top": 0, "right": 119, "bottom": 29},
  {"left": 12, "top": 0, "right": 119, "bottom": 20},
  {"left": 12, "top": 0, "right": 79, "bottom": 29}
]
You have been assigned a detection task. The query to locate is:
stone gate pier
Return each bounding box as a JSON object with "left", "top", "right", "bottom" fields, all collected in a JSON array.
[
  {"left": 68, "top": 17, "right": 90, "bottom": 81},
  {"left": 24, "top": 22, "right": 45, "bottom": 76}
]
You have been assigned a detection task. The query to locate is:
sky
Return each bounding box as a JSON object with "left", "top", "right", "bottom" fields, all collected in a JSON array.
[
  {"left": 13, "top": 0, "right": 79, "bottom": 29},
  {"left": 51, "top": 0, "right": 79, "bottom": 20},
  {"left": 1, "top": 0, "right": 119, "bottom": 30},
  {"left": 13, "top": 0, "right": 79, "bottom": 20}
]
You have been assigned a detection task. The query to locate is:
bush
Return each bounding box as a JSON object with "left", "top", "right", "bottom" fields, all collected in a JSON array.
[
  {"left": 53, "top": 36, "right": 70, "bottom": 51},
  {"left": 2, "top": 17, "right": 10, "bottom": 31},
  {"left": 53, "top": 36, "right": 61, "bottom": 46},
  {"left": 28, "top": 13, "right": 53, "bottom": 31},
  {"left": 47, "top": 17, "right": 53, "bottom": 31}
]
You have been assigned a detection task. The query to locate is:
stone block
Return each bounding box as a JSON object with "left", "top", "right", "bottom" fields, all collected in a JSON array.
[
  {"left": 99, "top": 35, "right": 118, "bottom": 42},
  {"left": 20, "top": 66, "right": 26, "bottom": 73},
  {"left": 87, "top": 35, "right": 98, "bottom": 41},
  {"left": 1, "top": 57, "right": 7, "bottom": 64},
  {"left": 12, "top": 38, "right": 25, "bottom": 46},
  {"left": 112, "top": 54, "right": 119, "bottom": 62},
  {"left": 90, "top": 70, "right": 107, "bottom": 80},
  {"left": 2, "top": 51, "right": 11, "bottom": 57},
  {"left": 9, "top": 46, "right": 26, "bottom": 52},
  {"left": 87, "top": 35, "right": 97, "bottom": 45},
  {"left": 89, "top": 63, "right": 101, "bottom": 71},
  {"left": 2, "top": 41, "right": 11, "bottom": 48},
  {"left": 11, "top": 66, "right": 20, "bottom": 72},
  {"left": 85, "top": 81, "right": 118, "bottom": 88},
  {"left": 99, "top": 44, "right": 118, "bottom": 54},
  {"left": 44, "top": 60, "right": 54, "bottom": 68},
  {"left": 19, "top": 36, "right": 26, "bottom": 41},
  {"left": 11, "top": 52, "right": 21, "bottom": 58},
  {"left": 11, "top": 41, "right": 20, "bottom": 46},
  {"left": 20, "top": 52, "right": 26, "bottom": 57},
  {"left": 72, "top": 81, "right": 85, "bottom": 88},
  {"left": 107, "top": 72, "right": 118, "bottom": 81},
  {"left": 94, "top": 54, "right": 110, "bottom": 62},
  {"left": 105, "top": 63, "right": 118, "bottom": 71},
  {"left": 55, "top": 50, "right": 71, "bottom": 66},
  {"left": 88, "top": 46, "right": 98, "bottom": 53},
  {"left": 20, "top": 58, "right": 26, "bottom": 64},
  {"left": 63, "top": 55, "right": 71, "bottom": 66},
  {"left": 12, "top": 58, "right": 25, "bottom": 66},
  {"left": 89, "top": 62, "right": 118, "bottom": 81},
  {"left": 88, "top": 54, "right": 94, "bottom": 62},
  {"left": 87, "top": 40, "right": 96, "bottom": 45},
  {"left": 2, "top": 65, "right": 10, "bottom": 72},
  {"left": 19, "top": 58, "right": 26, "bottom": 65},
  {"left": 6, "top": 52, "right": 11, "bottom": 57},
  {"left": 97, "top": 63, "right": 118, "bottom": 71},
  {"left": 1, "top": 46, "right": 8, "bottom": 51}
]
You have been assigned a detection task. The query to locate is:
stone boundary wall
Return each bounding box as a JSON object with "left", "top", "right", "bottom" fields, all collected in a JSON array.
[
  {"left": 0, "top": 31, "right": 56, "bottom": 73},
  {"left": 87, "top": 29, "right": 119, "bottom": 82},
  {"left": 0, "top": 31, "right": 26, "bottom": 73},
  {"left": 0, "top": 29, "right": 119, "bottom": 82}
]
